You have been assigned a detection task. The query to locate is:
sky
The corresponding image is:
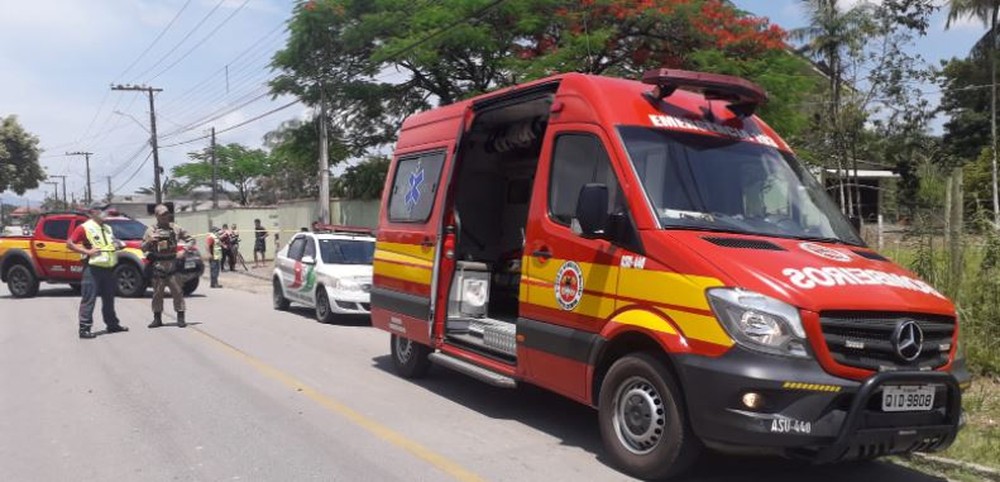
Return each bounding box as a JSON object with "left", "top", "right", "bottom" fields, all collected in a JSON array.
[{"left": 0, "top": 0, "right": 993, "bottom": 206}]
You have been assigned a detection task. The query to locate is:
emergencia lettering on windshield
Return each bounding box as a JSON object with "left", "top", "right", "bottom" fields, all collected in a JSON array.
[
  {"left": 649, "top": 114, "right": 779, "bottom": 148},
  {"left": 782, "top": 266, "right": 945, "bottom": 299}
]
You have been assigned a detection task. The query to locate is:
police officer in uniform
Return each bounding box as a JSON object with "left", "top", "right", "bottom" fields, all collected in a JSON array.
[
  {"left": 67, "top": 202, "right": 129, "bottom": 339},
  {"left": 142, "top": 204, "right": 194, "bottom": 328}
]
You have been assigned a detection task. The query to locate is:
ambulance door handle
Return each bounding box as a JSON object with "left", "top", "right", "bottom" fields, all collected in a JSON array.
[
  {"left": 531, "top": 248, "right": 552, "bottom": 260},
  {"left": 420, "top": 237, "right": 434, "bottom": 248},
  {"left": 35, "top": 242, "right": 45, "bottom": 248}
]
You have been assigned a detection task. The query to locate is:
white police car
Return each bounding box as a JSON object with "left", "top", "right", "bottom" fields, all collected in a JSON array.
[{"left": 272, "top": 227, "right": 375, "bottom": 322}]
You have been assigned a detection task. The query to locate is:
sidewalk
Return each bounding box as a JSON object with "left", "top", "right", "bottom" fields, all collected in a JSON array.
[{"left": 204, "top": 264, "right": 272, "bottom": 295}]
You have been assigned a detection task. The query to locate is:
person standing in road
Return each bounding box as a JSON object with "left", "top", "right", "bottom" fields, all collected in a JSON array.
[
  {"left": 142, "top": 204, "right": 194, "bottom": 328},
  {"left": 228, "top": 223, "right": 240, "bottom": 271},
  {"left": 219, "top": 224, "right": 232, "bottom": 271},
  {"left": 206, "top": 226, "right": 224, "bottom": 288},
  {"left": 253, "top": 218, "right": 268, "bottom": 268},
  {"left": 66, "top": 202, "right": 129, "bottom": 339}
]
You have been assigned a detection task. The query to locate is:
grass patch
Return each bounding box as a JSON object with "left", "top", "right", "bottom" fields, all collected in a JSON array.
[{"left": 941, "top": 377, "right": 1000, "bottom": 469}]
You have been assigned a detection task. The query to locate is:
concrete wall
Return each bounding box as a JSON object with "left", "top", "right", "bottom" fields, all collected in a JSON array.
[
  {"left": 332, "top": 199, "right": 380, "bottom": 228},
  {"left": 173, "top": 208, "right": 280, "bottom": 262}
]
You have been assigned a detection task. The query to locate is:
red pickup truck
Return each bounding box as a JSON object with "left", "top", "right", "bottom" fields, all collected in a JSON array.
[{"left": 0, "top": 211, "right": 204, "bottom": 298}]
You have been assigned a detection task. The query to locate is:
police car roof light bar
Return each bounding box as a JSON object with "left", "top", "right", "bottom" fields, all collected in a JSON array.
[
  {"left": 312, "top": 223, "right": 375, "bottom": 236},
  {"left": 641, "top": 69, "right": 768, "bottom": 118}
]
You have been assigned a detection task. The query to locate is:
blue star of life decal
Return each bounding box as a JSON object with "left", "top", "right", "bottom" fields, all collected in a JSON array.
[{"left": 404, "top": 162, "right": 425, "bottom": 212}]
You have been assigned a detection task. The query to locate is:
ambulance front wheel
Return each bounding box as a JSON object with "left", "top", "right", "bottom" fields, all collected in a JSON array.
[
  {"left": 390, "top": 334, "right": 431, "bottom": 379},
  {"left": 598, "top": 353, "right": 700, "bottom": 480}
]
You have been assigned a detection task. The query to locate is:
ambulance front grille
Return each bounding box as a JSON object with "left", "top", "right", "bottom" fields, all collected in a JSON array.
[{"left": 818, "top": 312, "right": 954, "bottom": 371}]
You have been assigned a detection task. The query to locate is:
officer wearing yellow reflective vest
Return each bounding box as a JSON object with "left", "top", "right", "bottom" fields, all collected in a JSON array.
[
  {"left": 142, "top": 204, "right": 194, "bottom": 328},
  {"left": 206, "top": 227, "right": 223, "bottom": 288},
  {"left": 67, "top": 202, "right": 129, "bottom": 339}
]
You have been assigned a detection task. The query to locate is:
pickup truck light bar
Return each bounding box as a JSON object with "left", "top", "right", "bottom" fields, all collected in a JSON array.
[{"left": 641, "top": 68, "right": 768, "bottom": 118}]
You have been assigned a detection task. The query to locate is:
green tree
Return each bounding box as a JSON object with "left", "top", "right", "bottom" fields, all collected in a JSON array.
[
  {"left": 0, "top": 115, "right": 45, "bottom": 195},
  {"left": 946, "top": 0, "right": 1000, "bottom": 226},
  {"left": 270, "top": 0, "right": 801, "bottom": 148},
  {"left": 332, "top": 156, "right": 390, "bottom": 200},
  {"left": 260, "top": 118, "right": 351, "bottom": 201},
  {"left": 173, "top": 143, "right": 271, "bottom": 206}
]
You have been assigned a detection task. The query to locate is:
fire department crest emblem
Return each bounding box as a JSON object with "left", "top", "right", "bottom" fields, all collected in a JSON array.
[{"left": 555, "top": 261, "right": 584, "bottom": 311}]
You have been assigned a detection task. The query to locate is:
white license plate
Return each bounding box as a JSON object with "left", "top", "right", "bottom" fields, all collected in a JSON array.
[
  {"left": 184, "top": 260, "right": 196, "bottom": 270},
  {"left": 882, "top": 385, "right": 935, "bottom": 412}
]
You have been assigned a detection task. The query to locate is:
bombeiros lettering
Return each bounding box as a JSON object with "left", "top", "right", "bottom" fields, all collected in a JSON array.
[{"left": 782, "top": 266, "right": 945, "bottom": 298}]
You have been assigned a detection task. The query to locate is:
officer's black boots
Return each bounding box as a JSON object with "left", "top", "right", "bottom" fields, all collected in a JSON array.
[
  {"left": 148, "top": 312, "right": 163, "bottom": 328},
  {"left": 177, "top": 312, "right": 187, "bottom": 328},
  {"left": 79, "top": 330, "right": 96, "bottom": 339},
  {"left": 107, "top": 325, "right": 129, "bottom": 333}
]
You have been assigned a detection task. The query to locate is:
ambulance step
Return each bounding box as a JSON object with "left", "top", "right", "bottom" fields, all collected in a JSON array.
[
  {"left": 428, "top": 353, "right": 517, "bottom": 389},
  {"left": 460, "top": 318, "right": 517, "bottom": 358}
]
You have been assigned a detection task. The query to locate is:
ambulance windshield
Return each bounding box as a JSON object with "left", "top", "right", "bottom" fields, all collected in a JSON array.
[{"left": 618, "top": 126, "right": 863, "bottom": 245}]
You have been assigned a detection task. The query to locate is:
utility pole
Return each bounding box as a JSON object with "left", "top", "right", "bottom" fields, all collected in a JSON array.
[
  {"left": 111, "top": 84, "right": 163, "bottom": 204},
  {"left": 65, "top": 152, "right": 92, "bottom": 204},
  {"left": 49, "top": 175, "right": 68, "bottom": 207},
  {"left": 46, "top": 182, "right": 60, "bottom": 207},
  {"left": 106, "top": 176, "right": 113, "bottom": 203},
  {"left": 209, "top": 127, "right": 219, "bottom": 208},
  {"left": 318, "top": 88, "right": 330, "bottom": 224}
]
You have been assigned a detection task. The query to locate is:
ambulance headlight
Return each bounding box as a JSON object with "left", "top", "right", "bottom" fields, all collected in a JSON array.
[{"left": 707, "top": 288, "right": 809, "bottom": 358}]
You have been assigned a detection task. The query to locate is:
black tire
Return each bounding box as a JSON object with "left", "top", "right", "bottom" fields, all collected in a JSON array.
[
  {"left": 315, "top": 287, "right": 335, "bottom": 323},
  {"left": 390, "top": 334, "right": 431, "bottom": 379},
  {"left": 182, "top": 278, "right": 199, "bottom": 296},
  {"left": 598, "top": 353, "right": 700, "bottom": 480},
  {"left": 69, "top": 283, "right": 82, "bottom": 294},
  {"left": 114, "top": 263, "right": 146, "bottom": 298},
  {"left": 6, "top": 263, "right": 39, "bottom": 298},
  {"left": 272, "top": 278, "right": 290, "bottom": 311}
]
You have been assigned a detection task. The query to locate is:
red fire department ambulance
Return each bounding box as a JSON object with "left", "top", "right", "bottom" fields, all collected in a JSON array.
[{"left": 370, "top": 69, "right": 969, "bottom": 479}]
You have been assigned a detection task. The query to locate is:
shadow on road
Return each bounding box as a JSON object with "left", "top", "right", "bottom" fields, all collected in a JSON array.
[
  {"left": 283, "top": 307, "right": 372, "bottom": 327},
  {"left": 371, "top": 355, "right": 946, "bottom": 482}
]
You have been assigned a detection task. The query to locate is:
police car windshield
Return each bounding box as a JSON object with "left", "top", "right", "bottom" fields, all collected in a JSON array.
[
  {"left": 319, "top": 239, "right": 375, "bottom": 265},
  {"left": 106, "top": 219, "right": 147, "bottom": 240},
  {"left": 618, "top": 126, "right": 863, "bottom": 246}
]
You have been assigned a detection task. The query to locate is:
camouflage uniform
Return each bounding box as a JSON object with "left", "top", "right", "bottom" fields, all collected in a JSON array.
[{"left": 142, "top": 222, "right": 193, "bottom": 326}]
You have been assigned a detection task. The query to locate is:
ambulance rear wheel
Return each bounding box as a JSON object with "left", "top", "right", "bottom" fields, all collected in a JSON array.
[
  {"left": 598, "top": 353, "right": 700, "bottom": 480},
  {"left": 391, "top": 334, "right": 431, "bottom": 379}
]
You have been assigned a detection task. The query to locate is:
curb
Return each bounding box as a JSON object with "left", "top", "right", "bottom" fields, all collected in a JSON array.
[
  {"left": 909, "top": 453, "right": 1000, "bottom": 480},
  {"left": 234, "top": 270, "right": 269, "bottom": 281}
]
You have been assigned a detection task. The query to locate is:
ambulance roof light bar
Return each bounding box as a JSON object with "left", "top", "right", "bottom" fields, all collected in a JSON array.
[{"left": 641, "top": 69, "right": 768, "bottom": 118}]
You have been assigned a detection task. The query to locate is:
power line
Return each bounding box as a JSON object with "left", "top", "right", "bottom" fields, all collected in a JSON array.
[
  {"left": 162, "top": 86, "right": 271, "bottom": 139},
  {"left": 377, "top": 0, "right": 508, "bottom": 62},
  {"left": 132, "top": 0, "right": 227, "bottom": 82},
  {"left": 161, "top": 99, "right": 303, "bottom": 148},
  {"left": 117, "top": 0, "right": 194, "bottom": 80},
  {"left": 148, "top": 0, "right": 252, "bottom": 81},
  {"left": 114, "top": 150, "right": 155, "bottom": 195}
]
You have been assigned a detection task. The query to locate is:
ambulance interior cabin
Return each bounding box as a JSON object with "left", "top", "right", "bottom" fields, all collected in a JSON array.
[{"left": 444, "top": 88, "right": 556, "bottom": 360}]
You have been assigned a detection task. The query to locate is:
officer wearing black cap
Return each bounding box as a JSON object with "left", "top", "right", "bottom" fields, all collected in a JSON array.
[
  {"left": 66, "top": 201, "right": 129, "bottom": 339},
  {"left": 142, "top": 204, "right": 194, "bottom": 328}
]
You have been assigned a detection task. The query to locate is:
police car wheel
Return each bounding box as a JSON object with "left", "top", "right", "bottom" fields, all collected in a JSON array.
[
  {"left": 390, "top": 334, "right": 431, "bottom": 378},
  {"left": 598, "top": 353, "right": 700, "bottom": 480},
  {"left": 182, "top": 278, "right": 199, "bottom": 296},
  {"left": 272, "top": 278, "right": 290, "bottom": 310},
  {"left": 6, "top": 263, "right": 39, "bottom": 298},
  {"left": 315, "top": 288, "right": 335, "bottom": 323}
]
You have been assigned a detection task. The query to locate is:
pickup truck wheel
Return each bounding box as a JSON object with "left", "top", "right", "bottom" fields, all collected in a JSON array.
[
  {"left": 182, "top": 278, "right": 199, "bottom": 296},
  {"left": 315, "top": 287, "right": 335, "bottom": 323},
  {"left": 390, "top": 334, "right": 431, "bottom": 379},
  {"left": 69, "top": 283, "right": 82, "bottom": 294},
  {"left": 114, "top": 263, "right": 146, "bottom": 298},
  {"left": 6, "top": 263, "right": 39, "bottom": 298},
  {"left": 273, "top": 278, "right": 290, "bottom": 310},
  {"left": 598, "top": 353, "right": 700, "bottom": 480}
]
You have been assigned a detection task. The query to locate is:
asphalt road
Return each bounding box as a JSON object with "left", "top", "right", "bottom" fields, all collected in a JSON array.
[{"left": 0, "top": 273, "right": 951, "bottom": 482}]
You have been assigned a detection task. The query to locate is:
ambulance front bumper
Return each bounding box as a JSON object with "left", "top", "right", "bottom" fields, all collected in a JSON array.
[{"left": 674, "top": 347, "right": 965, "bottom": 461}]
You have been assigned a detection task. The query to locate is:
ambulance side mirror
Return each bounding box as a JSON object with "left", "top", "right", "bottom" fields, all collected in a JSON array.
[{"left": 575, "top": 183, "right": 610, "bottom": 238}]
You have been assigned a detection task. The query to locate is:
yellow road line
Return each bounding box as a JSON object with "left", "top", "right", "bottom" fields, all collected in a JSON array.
[{"left": 191, "top": 328, "right": 485, "bottom": 482}]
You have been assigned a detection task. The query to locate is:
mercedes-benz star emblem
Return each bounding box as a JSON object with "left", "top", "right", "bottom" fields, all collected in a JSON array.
[{"left": 892, "top": 320, "right": 924, "bottom": 362}]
